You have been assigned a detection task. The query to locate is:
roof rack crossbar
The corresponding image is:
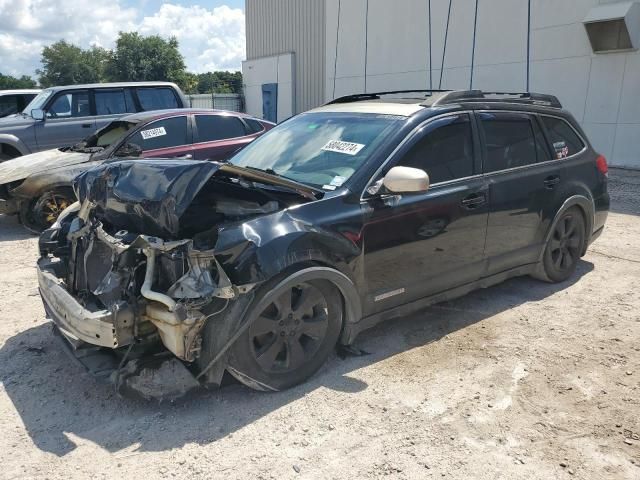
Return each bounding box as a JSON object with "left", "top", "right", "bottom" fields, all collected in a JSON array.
[
  {"left": 430, "top": 90, "right": 562, "bottom": 108},
  {"left": 326, "top": 89, "right": 452, "bottom": 105}
]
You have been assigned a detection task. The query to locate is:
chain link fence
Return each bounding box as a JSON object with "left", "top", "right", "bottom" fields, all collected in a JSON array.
[{"left": 186, "top": 93, "right": 245, "bottom": 112}]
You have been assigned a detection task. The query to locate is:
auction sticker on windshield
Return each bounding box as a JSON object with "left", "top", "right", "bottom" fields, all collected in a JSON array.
[
  {"left": 141, "top": 127, "right": 167, "bottom": 140},
  {"left": 321, "top": 140, "right": 365, "bottom": 156}
]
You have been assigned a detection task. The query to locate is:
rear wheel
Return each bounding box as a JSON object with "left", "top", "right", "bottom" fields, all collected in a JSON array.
[
  {"left": 227, "top": 277, "right": 343, "bottom": 391},
  {"left": 541, "top": 207, "right": 586, "bottom": 283},
  {"left": 20, "top": 189, "right": 74, "bottom": 234}
]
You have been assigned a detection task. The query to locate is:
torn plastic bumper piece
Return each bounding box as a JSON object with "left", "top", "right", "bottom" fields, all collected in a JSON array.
[{"left": 38, "top": 258, "right": 135, "bottom": 348}]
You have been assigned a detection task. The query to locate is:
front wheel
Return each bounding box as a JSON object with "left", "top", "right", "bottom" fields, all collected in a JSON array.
[
  {"left": 227, "top": 277, "right": 343, "bottom": 391},
  {"left": 20, "top": 189, "right": 75, "bottom": 234},
  {"left": 540, "top": 207, "right": 586, "bottom": 283}
]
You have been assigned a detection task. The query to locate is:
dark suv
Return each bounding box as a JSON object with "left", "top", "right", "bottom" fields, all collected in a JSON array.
[{"left": 37, "top": 90, "right": 609, "bottom": 398}]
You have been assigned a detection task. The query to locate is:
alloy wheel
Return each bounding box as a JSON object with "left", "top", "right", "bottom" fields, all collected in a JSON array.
[
  {"left": 549, "top": 213, "right": 582, "bottom": 271},
  {"left": 249, "top": 282, "right": 329, "bottom": 374}
]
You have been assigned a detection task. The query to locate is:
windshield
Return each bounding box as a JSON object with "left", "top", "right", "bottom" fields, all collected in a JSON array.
[
  {"left": 229, "top": 112, "right": 404, "bottom": 188},
  {"left": 23, "top": 89, "right": 53, "bottom": 115}
]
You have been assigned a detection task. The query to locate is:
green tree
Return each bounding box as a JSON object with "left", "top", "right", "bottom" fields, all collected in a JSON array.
[
  {"left": 196, "top": 71, "right": 243, "bottom": 94},
  {"left": 0, "top": 73, "right": 37, "bottom": 89},
  {"left": 37, "top": 41, "right": 109, "bottom": 87},
  {"left": 106, "top": 32, "right": 187, "bottom": 88}
]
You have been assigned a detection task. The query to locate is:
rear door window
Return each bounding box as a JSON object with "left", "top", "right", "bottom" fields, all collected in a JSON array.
[
  {"left": 396, "top": 113, "right": 474, "bottom": 184},
  {"left": 479, "top": 113, "right": 540, "bottom": 173},
  {"left": 195, "top": 114, "right": 247, "bottom": 142},
  {"left": 540, "top": 116, "right": 585, "bottom": 159},
  {"left": 95, "top": 89, "right": 136, "bottom": 115},
  {"left": 136, "top": 88, "right": 179, "bottom": 111},
  {"left": 127, "top": 116, "right": 188, "bottom": 151},
  {"left": 47, "top": 91, "right": 91, "bottom": 118}
]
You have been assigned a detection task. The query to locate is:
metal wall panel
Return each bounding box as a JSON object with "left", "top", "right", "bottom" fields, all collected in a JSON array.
[{"left": 246, "top": 0, "right": 326, "bottom": 114}]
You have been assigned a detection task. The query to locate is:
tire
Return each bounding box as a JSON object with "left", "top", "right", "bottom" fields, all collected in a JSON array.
[
  {"left": 540, "top": 207, "right": 586, "bottom": 283},
  {"left": 227, "top": 275, "right": 343, "bottom": 391},
  {"left": 20, "top": 189, "right": 75, "bottom": 234}
]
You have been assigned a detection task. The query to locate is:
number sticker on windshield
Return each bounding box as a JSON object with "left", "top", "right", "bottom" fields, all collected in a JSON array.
[
  {"left": 321, "top": 140, "right": 365, "bottom": 156},
  {"left": 140, "top": 126, "right": 167, "bottom": 140}
]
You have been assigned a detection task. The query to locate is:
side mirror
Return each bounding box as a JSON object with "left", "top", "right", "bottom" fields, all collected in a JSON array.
[
  {"left": 115, "top": 142, "right": 143, "bottom": 158},
  {"left": 31, "top": 109, "right": 45, "bottom": 121},
  {"left": 382, "top": 166, "right": 430, "bottom": 193}
]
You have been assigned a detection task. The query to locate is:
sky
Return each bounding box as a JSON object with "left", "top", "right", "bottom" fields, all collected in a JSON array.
[{"left": 0, "top": 0, "right": 246, "bottom": 79}]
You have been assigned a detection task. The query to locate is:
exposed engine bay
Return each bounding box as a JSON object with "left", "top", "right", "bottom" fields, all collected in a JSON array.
[{"left": 37, "top": 159, "right": 317, "bottom": 399}]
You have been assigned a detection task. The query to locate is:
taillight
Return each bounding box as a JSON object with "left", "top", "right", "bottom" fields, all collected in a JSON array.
[{"left": 596, "top": 155, "right": 608, "bottom": 176}]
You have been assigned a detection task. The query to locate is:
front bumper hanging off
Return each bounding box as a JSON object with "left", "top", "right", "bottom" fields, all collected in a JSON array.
[{"left": 37, "top": 258, "right": 135, "bottom": 348}]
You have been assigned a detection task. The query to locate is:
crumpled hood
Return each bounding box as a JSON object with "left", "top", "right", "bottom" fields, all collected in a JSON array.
[
  {"left": 0, "top": 148, "right": 91, "bottom": 185},
  {"left": 74, "top": 159, "right": 222, "bottom": 239}
]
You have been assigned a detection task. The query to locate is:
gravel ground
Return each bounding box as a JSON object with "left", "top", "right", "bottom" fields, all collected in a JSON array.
[{"left": 0, "top": 169, "right": 638, "bottom": 480}]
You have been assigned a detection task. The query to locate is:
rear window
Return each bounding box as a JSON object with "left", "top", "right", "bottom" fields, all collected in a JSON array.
[
  {"left": 136, "top": 88, "right": 179, "bottom": 111},
  {"left": 540, "top": 116, "right": 585, "bottom": 159},
  {"left": 195, "top": 115, "right": 247, "bottom": 142},
  {"left": 95, "top": 89, "right": 136, "bottom": 115},
  {"left": 127, "top": 116, "right": 188, "bottom": 151},
  {"left": 480, "top": 113, "right": 543, "bottom": 172}
]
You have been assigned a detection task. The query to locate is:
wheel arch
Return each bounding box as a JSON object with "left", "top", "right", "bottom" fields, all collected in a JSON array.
[
  {"left": 0, "top": 135, "right": 29, "bottom": 158},
  {"left": 539, "top": 194, "right": 594, "bottom": 261},
  {"left": 260, "top": 263, "right": 363, "bottom": 346}
]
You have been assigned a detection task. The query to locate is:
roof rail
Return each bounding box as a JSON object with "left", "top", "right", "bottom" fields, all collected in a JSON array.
[
  {"left": 429, "top": 90, "right": 562, "bottom": 108},
  {"left": 326, "top": 89, "right": 452, "bottom": 105}
]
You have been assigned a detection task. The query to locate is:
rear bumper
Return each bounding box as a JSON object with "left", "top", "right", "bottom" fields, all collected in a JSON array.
[
  {"left": 0, "top": 198, "right": 18, "bottom": 215},
  {"left": 37, "top": 258, "right": 134, "bottom": 349}
]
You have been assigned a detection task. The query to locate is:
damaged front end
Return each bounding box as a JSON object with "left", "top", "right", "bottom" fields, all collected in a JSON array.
[{"left": 37, "top": 159, "right": 314, "bottom": 399}]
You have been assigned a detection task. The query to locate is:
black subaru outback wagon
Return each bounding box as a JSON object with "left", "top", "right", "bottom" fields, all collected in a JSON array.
[{"left": 37, "top": 90, "right": 609, "bottom": 397}]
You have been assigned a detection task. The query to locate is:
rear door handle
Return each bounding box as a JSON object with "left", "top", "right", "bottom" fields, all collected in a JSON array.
[
  {"left": 461, "top": 193, "right": 486, "bottom": 209},
  {"left": 544, "top": 175, "right": 560, "bottom": 189}
]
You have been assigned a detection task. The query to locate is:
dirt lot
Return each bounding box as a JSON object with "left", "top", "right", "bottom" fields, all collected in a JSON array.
[{"left": 0, "top": 170, "right": 638, "bottom": 480}]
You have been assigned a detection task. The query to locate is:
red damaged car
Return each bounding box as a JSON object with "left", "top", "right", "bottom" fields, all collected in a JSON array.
[{"left": 0, "top": 108, "right": 274, "bottom": 232}]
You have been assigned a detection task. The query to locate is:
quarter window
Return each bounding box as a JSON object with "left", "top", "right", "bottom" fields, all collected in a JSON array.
[
  {"left": 136, "top": 88, "right": 179, "bottom": 110},
  {"left": 127, "top": 116, "right": 188, "bottom": 151},
  {"left": 480, "top": 113, "right": 540, "bottom": 172},
  {"left": 47, "top": 91, "right": 90, "bottom": 118},
  {"left": 245, "top": 118, "right": 265, "bottom": 134},
  {"left": 541, "top": 116, "right": 585, "bottom": 159},
  {"left": 396, "top": 114, "right": 474, "bottom": 184},
  {"left": 195, "top": 115, "right": 247, "bottom": 142},
  {"left": 95, "top": 89, "right": 136, "bottom": 115}
]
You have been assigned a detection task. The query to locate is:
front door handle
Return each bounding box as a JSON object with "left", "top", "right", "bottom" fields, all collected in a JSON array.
[
  {"left": 544, "top": 175, "right": 560, "bottom": 189},
  {"left": 81, "top": 123, "right": 92, "bottom": 128},
  {"left": 461, "top": 193, "right": 486, "bottom": 209}
]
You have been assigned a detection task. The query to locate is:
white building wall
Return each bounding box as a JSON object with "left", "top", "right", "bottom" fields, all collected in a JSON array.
[
  {"left": 325, "top": 0, "right": 640, "bottom": 168},
  {"left": 243, "top": 53, "right": 295, "bottom": 123}
]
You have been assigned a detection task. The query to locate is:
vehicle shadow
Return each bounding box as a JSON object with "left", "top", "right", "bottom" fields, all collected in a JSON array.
[
  {"left": 0, "top": 214, "right": 35, "bottom": 241},
  {"left": 0, "top": 260, "right": 594, "bottom": 456}
]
